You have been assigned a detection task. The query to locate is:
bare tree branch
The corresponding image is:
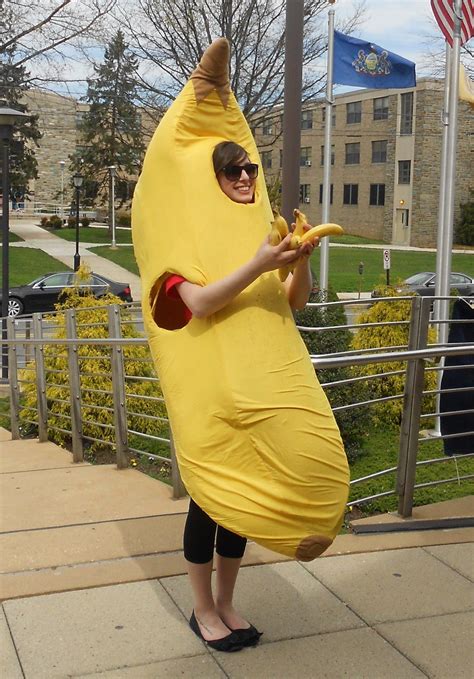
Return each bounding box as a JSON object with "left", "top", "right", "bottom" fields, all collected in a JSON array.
[
  {"left": 115, "top": 0, "right": 367, "bottom": 119},
  {"left": 0, "top": 0, "right": 116, "bottom": 84},
  {"left": 1, "top": 1, "right": 72, "bottom": 53}
]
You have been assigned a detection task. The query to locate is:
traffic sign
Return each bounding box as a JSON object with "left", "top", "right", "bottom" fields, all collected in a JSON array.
[{"left": 383, "top": 249, "right": 391, "bottom": 270}]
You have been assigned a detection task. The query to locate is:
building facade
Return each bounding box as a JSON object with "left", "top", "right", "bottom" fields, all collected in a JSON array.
[
  {"left": 21, "top": 90, "right": 145, "bottom": 212},
  {"left": 19, "top": 80, "right": 473, "bottom": 245},
  {"left": 254, "top": 79, "right": 473, "bottom": 248}
]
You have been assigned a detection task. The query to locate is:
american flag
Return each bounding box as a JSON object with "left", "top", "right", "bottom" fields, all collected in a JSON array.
[{"left": 431, "top": 0, "right": 474, "bottom": 46}]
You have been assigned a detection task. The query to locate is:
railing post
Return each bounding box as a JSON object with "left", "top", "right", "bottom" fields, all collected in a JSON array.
[
  {"left": 32, "top": 314, "right": 48, "bottom": 442},
  {"left": 7, "top": 318, "right": 20, "bottom": 439},
  {"left": 65, "top": 309, "right": 84, "bottom": 462},
  {"left": 25, "top": 322, "right": 32, "bottom": 364},
  {"left": 170, "top": 430, "right": 187, "bottom": 499},
  {"left": 396, "top": 296, "right": 432, "bottom": 517},
  {"left": 108, "top": 305, "right": 129, "bottom": 469}
]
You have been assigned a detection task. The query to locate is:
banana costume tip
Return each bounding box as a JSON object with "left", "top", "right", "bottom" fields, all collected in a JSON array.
[{"left": 191, "top": 38, "right": 231, "bottom": 106}]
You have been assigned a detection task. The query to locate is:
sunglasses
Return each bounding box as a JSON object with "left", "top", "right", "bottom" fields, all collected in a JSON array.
[{"left": 222, "top": 163, "right": 259, "bottom": 181}]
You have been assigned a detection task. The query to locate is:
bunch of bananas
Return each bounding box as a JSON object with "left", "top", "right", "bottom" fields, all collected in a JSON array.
[{"left": 270, "top": 209, "right": 344, "bottom": 281}]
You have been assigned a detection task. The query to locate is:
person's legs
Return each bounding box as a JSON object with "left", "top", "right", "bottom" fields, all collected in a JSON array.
[
  {"left": 184, "top": 499, "right": 231, "bottom": 641},
  {"left": 215, "top": 527, "right": 250, "bottom": 630}
]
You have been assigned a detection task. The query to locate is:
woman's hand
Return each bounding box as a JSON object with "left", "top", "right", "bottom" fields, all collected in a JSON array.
[
  {"left": 253, "top": 233, "right": 302, "bottom": 274},
  {"left": 285, "top": 223, "right": 319, "bottom": 310}
]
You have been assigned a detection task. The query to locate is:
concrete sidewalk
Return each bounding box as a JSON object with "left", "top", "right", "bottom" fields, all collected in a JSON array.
[
  {"left": 9, "top": 220, "right": 142, "bottom": 301},
  {"left": 1, "top": 431, "right": 473, "bottom": 678},
  {"left": 2, "top": 544, "right": 473, "bottom": 679}
]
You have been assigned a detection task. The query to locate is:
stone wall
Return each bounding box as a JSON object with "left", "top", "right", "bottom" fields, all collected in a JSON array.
[
  {"left": 24, "top": 90, "right": 78, "bottom": 208},
  {"left": 411, "top": 84, "right": 473, "bottom": 247}
]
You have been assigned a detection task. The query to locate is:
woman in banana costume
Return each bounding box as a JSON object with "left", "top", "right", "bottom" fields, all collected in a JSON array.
[{"left": 132, "top": 38, "right": 349, "bottom": 650}]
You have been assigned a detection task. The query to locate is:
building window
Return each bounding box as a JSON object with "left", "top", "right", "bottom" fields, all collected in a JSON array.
[
  {"left": 319, "top": 184, "right": 334, "bottom": 204},
  {"left": 372, "top": 140, "right": 387, "bottom": 163},
  {"left": 301, "top": 110, "right": 313, "bottom": 130},
  {"left": 346, "top": 101, "right": 361, "bottom": 124},
  {"left": 279, "top": 149, "right": 283, "bottom": 168},
  {"left": 300, "top": 147, "right": 312, "bottom": 167},
  {"left": 322, "top": 106, "right": 336, "bottom": 127},
  {"left": 398, "top": 160, "right": 411, "bottom": 184},
  {"left": 345, "top": 142, "right": 360, "bottom": 165},
  {"left": 299, "top": 184, "right": 311, "bottom": 203},
  {"left": 343, "top": 184, "right": 358, "bottom": 205},
  {"left": 369, "top": 184, "right": 385, "bottom": 206},
  {"left": 400, "top": 92, "right": 414, "bottom": 135},
  {"left": 262, "top": 119, "right": 273, "bottom": 135},
  {"left": 373, "top": 96, "right": 389, "bottom": 120},
  {"left": 261, "top": 150, "right": 272, "bottom": 170},
  {"left": 320, "top": 144, "right": 335, "bottom": 165}
]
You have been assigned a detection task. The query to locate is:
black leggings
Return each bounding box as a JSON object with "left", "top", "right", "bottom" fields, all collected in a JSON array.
[{"left": 183, "top": 498, "right": 247, "bottom": 564}]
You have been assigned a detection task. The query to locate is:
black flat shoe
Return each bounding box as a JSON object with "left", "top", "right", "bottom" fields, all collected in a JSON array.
[
  {"left": 231, "top": 624, "right": 263, "bottom": 647},
  {"left": 189, "top": 611, "right": 244, "bottom": 652}
]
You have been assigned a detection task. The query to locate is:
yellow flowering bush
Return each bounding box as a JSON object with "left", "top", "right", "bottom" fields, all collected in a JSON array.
[
  {"left": 351, "top": 288, "right": 437, "bottom": 426},
  {"left": 19, "top": 269, "right": 169, "bottom": 458}
]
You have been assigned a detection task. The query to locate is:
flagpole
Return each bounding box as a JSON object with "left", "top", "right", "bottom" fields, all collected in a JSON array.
[
  {"left": 320, "top": 0, "right": 336, "bottom": 292},
  {"left": 433, "top": 41, "right": 452, "bottom": 437},
  {"left": 281, "top": 0, "right": 304, "bottom": 225},
  {"left": 437, "top": 0, "right": 462, "bottom": 328},
  {"left": 434, "top": 41, "right": 452, "bottom": 344}
]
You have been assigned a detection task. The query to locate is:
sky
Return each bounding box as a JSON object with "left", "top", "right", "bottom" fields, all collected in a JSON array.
[
  {"left": 337, "top": 0, "right": 441, "bottom": 73},
  {"left": 37, "top": 0, "right": 448, "bottom": 100}
]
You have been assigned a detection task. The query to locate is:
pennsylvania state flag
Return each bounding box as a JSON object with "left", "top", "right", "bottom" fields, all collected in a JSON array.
[{"left": 334, "top": 31, "right": 416, "bottom": 89}]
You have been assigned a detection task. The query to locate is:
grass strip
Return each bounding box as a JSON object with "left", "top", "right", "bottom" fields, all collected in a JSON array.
[{"left": 1, "top": 247, "right": 70, "bottom": 287}]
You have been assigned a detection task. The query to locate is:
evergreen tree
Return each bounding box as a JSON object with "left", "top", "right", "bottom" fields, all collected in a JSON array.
[
  {"left": 74, "top": 30, "right": 145, "bottom": 214},
  {"left": 0, "top": 42, "right": 41, "bottom": 200}
]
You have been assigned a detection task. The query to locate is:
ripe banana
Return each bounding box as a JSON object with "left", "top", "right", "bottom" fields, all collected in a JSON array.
[
  {"left": 278, "top": 221, "right": 344, "bottom": 282},
  {"left": 293, "top": 208, "right": 307, "bottom": 238},
  {"left": 300, "top": 223, "right": 344, "bottom": 244},
  {"left": 269, "top": 212, "right": 289, "bottom": 245}
]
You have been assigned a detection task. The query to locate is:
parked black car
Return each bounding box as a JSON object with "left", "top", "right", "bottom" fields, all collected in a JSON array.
[
  {"left": 1, "top": 272, "right": 133, "bottom": 317},
  {"left": 372, "top": 272, "right": 474, "bottom": 299}
]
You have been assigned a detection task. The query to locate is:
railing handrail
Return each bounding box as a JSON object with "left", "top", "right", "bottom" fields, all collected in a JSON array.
[
  {"left": 3, "top": 335, "right": 473, "bottom": 369},
  {"left": 3, "top": 295, "right": 473, "bottom": 511}
]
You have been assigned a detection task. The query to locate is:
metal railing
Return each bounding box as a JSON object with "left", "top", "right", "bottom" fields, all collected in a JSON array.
[{"left": 3, "top": 294, "right": 474, "bottom": 515}]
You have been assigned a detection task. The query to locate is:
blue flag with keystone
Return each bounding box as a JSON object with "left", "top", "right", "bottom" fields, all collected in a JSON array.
[{"left": 333, "top": 30, "right": 416, "bottom": 89}]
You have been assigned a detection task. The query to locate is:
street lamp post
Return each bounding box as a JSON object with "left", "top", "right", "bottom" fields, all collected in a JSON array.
[
  {"left": 59, "top": 160, "right": 66, "bottom": 225},
  {"left": 0, "top": 107, "right": 29, "bottom": 381},
  {"left": 108, "top": 165, "right": 117, "bottom": 249},
  {"left": 73, "top": 173, "right": 83, "bottom": 271}
]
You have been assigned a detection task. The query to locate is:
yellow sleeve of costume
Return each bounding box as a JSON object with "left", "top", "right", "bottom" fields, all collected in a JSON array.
[{"left": 132, "top": 38, "right": 349, "bottom": 561}]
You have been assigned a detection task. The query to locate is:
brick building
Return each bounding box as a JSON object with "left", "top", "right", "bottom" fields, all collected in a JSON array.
[{"left": 253, "top": 78, "right": 473, "bottom": 247}]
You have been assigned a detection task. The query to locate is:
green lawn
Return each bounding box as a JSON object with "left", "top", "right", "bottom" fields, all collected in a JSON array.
[
  {"left": 91, "top": 243, "right": 474, "bottom": 293},
  {"left": 90, "top": 245, "right": 139, "bottom": 275},
  {"left": 311, "top": 246, "right": 474, "bottom": 292},
  {"left": 349, "top": 425, "right": 474, "bottom": 515},
  {"left": 1, "top": 247, "right": 70, "bottom": 286},
  {"left": 9, "top": 231, "right": 23, "bottom": 243},
  {"left": 337, "top": 234, "right": 386, "bottom": 245},
  {"left": 42, "top": 226, "right": 132, "bottom": 245},
  {"left": 0, "top": 396, "right": 10, "bottom": 429}
]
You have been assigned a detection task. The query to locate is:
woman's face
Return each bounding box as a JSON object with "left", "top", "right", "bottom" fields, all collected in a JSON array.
[{"left": 217, "top": 155, "right": 257, "bottom": 204}]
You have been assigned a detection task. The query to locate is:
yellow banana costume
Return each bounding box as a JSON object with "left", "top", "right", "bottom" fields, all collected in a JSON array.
[{"left": 132, "top": 38, "right": 349, "bottom": 561}]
